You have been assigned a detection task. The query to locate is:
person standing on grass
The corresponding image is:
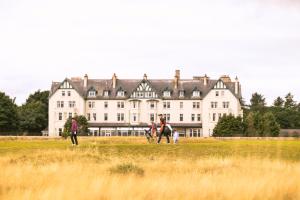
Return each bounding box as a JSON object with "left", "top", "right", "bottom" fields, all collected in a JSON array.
[
  {"left": 157, "top": 114, "right": 170, "bottom": 144},
  {"left": 71, "top": 118, "right": 79, "bottom": 146},
  {"left": 149, "top": 121, "right": 157, "bottom": 142},
  {"left": 173, "top": 129, "right": 179, "bottom": 144}
]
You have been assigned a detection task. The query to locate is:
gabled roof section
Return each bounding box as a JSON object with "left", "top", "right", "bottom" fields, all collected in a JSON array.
[
  {"left": 132, "top": 80, "right": 158, "bottom": 93},
  {"left": 130, "top": 79, "right": 159, "bottom": 98},
  {"left": 49, "top": 78, "right": 85, "bottom": 98},
  {"left": 213, "top": 80, "right": 227, "bottom": 89},
  {"left": 202, "top": 79, "right": 242, "bottom": 100}
]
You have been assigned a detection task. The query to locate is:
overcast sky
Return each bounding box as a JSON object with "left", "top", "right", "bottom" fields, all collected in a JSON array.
[{"left": 0, "top": 0, "right": 299, "bottom": 105}]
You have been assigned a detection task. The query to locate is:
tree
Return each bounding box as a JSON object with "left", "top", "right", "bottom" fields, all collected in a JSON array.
[
  {"left": 18, "top": 101, "right": 47, "bottom": 133},
  {"left": 250, "top": 93, "right": 266, "bottom": 112},
  {"left": 284, "top": 93, "right": 296, "bottom": 109},
  {"left": 261, "top": 112, "right": 280, "bottom": 137},
  {"left": 245, "top": 112, "right": 260, "bottom": 137},
  {"left": 18, "top": 90, "right": 49, "bottom": 134},
  {"left": 213, "top": 115, "right": 244, "bottom": 137},
  {"left": 273, "top": 97, "right": 284, "bottom": 108},
  {"left": 63, "top": 115, "right": 88, "bottom": 138},
  {"left": 0, "top": 92, "right": 19, "bottom": 132}
]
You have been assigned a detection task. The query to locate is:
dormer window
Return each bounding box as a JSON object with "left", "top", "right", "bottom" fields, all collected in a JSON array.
[
  {"left": 192, "top": 91, "right": 200, "bottom": 97},
  {"left": 88, "top": 91, "right": 96, "bottom": 97},
  {"left": 104, "top": 91, "right": 109, "bottom": 97},
  {"left": 179, "top": 91, "right": 185, "bottom": 98},
  {"left": 117, "top": 90, "right": 125, "bottom": 97},
  {"left": 163, "top": 91, "right": 171, "bottom": 97}
]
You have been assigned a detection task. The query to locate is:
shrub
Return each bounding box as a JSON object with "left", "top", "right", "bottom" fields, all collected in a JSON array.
[{"left": 109, "top": 163, "right": 144, "bottom": 176}]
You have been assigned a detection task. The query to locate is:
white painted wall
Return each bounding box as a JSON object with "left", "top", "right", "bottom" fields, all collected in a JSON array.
[
  {"left": 48, "top": 88, "right": 85, "bottom": 136},
  {"left": 202, "top": 89, "right": 243, "bottom": 137}
]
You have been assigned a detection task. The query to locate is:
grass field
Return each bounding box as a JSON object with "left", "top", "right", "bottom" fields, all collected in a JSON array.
[{"left": 1, "top": 137, "right": 300, "bottom": 200}]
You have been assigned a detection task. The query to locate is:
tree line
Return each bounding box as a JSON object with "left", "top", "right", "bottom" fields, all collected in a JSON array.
[
  {"left": 213, "top": 93, "right": 300, "bottom": 137},
  {"left": 0, "top": 90, "right": 88, "bottom": 136},
  {"left": 0, "top": 90, "right": 49, "bottom": 135}
]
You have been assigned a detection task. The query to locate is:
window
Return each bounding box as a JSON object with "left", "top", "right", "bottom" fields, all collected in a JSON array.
[
  {"left": 179, "top": 91, "right": 184, "bottom": 98},
  {"left": 221, "top": 91, "right": 225, "bottom": 96},
  {"left": 58, "top": 113, "right": 62, "bottom": 120},
  {"left": 211, "top": 102, "right": 218, "bottom": 108},
  {"left": 218, "top": 113, "right": 222, "bottom": 119},
  {"left": 88, "top": 91, "right": 96, "bottom": 97},
  {"left": 67, "top": 91, "right": 71, "bottom": 96},
  {"left": 69, "top": 101, "right": 75, "bottom": 108},
  {"left": 117, "top": 113, "right": 125, "bottom": 121},
  {"left": 88, "top": 101, "right": 95, "bottom": 108},
  {"left": 133, "top": 113, "right": 137, "bottom": 122},
  {"left": 93, "top": 113, "right": 97, "bottom": 121},
  {"left": 193, "top": 102, "right": 200, "bottom": 109},
  {"left": 223, "top": 102, "right": 230, "bottom": 108},
  {"left": 213, "top": 113, "right": 216, "bottom": 121},
  {"left": 117, "top": 102, "right": 124, "bottom": 108},
  {"left": 68, "top": 112, "right": 72, "bottom": 119},
  {"left": 197, "top": 114, "right": 201, "bottom": 121},
  {"left": 104, "top": 102, "right": 108, "bottom": 108},
  {"left": 62, "top": 91, "right": 65, "bottom": 96},
  {"left": 163, "top": 91, "right": 171, "bottom": 97},
  {"left": 59, "top": 128, "right": 62, "bottom": 136},
  {"left": 117, "top": 91, "right": 125, "bottom": 97},
  {"left": 150, "top": 113, "right": 155, "bottom": 122},
  {"left": 104, "top": 91, "right": 109, "bottom": 97},
  {"left": 216, "top": 91, "right": 219, "bottom": 97},
  {"left": 150, "top": 102, "right": 155, "bottom": 109},
  {"left": 87, "top": 113, "right": 91, "bottom": 121},
  {"left": 191, "top": 114, "right": 195, "bottom": 122},
  {"left": 104, "top": 113, "right": 108, "bottom": 121},
  {"left": 180, "top": 114, "right": 183, "bottom": 122},
  {"left": 57, "top": 101, "right": 64, "bottom": 108},
  {"left": 192, "top": 91, "right": 200, "bottom": 97},
  {"left": 180, "top": 102, "right": 183, "bottom": 109},
  {"left": 163, "top": 102, "right": 170, "bottom": 109},
  {"left": 163, "top": 114, "right": 170, "bottom": 122}
]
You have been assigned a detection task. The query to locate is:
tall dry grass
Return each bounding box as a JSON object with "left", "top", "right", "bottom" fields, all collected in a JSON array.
[{"left": 1, "top": 146, "right": 300, "bottom": 200}]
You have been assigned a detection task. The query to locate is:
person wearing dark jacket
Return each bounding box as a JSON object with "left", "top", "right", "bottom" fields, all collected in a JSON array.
[
  {"left": 157, "top": 114, "right": 170, "bottom": 144},
  {"left": 71, "top": 118, "right": 79, "bottom": 146}
]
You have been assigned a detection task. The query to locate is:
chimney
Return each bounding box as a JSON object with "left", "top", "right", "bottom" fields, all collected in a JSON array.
[
  {"left": 235, "top": 76, "right": 239, "bottom": 95},
  {"left": 203, "top": 74, "right": 208, "bottom": 86},
  {"left": 174, "top": 70, "right": 180, "bottom": 89},
  {"left": 112, "top": 73, "right": 117, "bottom": 89},
  {"left": 143, "top": 73, "right": 147, "bottom": 80},
  {"left": 220, "top": 75, "right": 231, "bottom": 83},
  {"left": 84, "top": 74, "right": 88, "bottom": 88}
]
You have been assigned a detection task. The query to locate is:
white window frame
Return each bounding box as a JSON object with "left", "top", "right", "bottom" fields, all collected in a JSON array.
[
  {"left": 192, "top": 91, "right": 200, "bottom": 97},
  {"left": 163, "top": 91, "right": 171, "bottom": 97},
  {"left": 88, "top": 91, "right": 96, "bottom": 97}
]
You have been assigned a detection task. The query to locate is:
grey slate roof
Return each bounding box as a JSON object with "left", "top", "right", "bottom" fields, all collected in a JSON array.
[{"left": 50, "top": 77, "right": 242, "bottom": 100}]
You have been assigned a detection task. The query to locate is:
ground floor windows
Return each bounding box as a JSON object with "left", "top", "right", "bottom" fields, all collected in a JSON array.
[
  {"left": 189, "top": 128, "right": 202, "bottom": 137},
  {"left": 58, "top": 128, "right": 62, "bottom": 136},
  {"left": 89, "top": 128, "right": 147, "bottom": 137},
  {"left": 88, "top": 127, "right": 203, "bottom": 137}
]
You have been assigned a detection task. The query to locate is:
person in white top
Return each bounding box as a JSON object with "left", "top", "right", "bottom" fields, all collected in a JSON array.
[{"left": 173, "top": 129, "right": 179, "bottom": 144}]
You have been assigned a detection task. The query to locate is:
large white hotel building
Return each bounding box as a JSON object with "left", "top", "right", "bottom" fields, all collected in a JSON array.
[{"left": 48, "top": 70, "right": 243, "bottom": 137}]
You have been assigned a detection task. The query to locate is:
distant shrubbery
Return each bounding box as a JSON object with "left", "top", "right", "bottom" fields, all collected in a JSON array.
[{"left": 63, "top": 115, "right": 88, "bottom": 138}]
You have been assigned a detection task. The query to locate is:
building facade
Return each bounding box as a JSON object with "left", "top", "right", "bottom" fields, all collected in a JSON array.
[{"left": 48, "top": 70, "right": 243, "bottom": 137}]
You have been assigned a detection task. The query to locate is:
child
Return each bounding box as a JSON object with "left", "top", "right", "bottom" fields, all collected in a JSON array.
[{"left": 173, "top": 129, "right": 179, "bottom": 144}]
